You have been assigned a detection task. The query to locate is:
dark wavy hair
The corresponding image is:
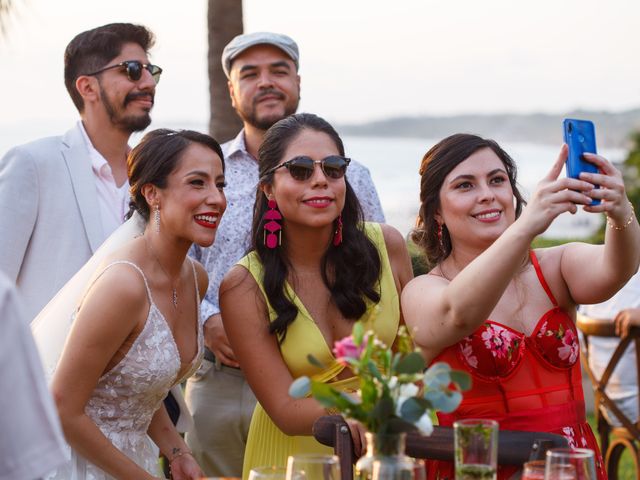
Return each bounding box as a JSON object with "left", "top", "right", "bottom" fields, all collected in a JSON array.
[
  {"left": 253, "top": 113, "right": 381, "bottom": 341},
  {"left": 64, "top": 23, "right": 155, "bottom": 112},
  {"left": 412, "top": 133, "right": 526, "bottom": 266},
  {"left": 127, "top": 129, "right": 224, "bottom": 221}
]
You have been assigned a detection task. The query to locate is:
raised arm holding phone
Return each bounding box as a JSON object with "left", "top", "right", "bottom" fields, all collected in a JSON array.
[{"left": 402, "top": 129, "right": 639, "bottom": 480}]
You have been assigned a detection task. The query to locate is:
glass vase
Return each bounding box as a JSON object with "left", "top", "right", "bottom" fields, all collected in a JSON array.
[{"left": 355, "top": 432, "right": 417, "bottom": 480}]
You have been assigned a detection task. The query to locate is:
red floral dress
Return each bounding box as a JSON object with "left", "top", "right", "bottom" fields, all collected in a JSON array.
[{"left": 430, "top": 251, "right": 606, "bottom": 480}]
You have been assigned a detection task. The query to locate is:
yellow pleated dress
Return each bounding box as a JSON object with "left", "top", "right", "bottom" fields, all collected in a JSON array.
[{"left": 238, "top": 222, "right": 400, "bottom": 479}]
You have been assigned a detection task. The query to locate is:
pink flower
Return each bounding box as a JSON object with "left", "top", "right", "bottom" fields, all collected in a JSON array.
[
  {"left": 481, "top": 325, "right": 515, "bottom": 359},
  {"left": 562, "top": 426, "right": 577, "bottom": 448},
  {"left": 333, "top": 335, "right": 365, "bottom": 366},
  {"left": 460, "top": 342, "right": 478, "bottom": 368},
  {"left": 558, "top": 329, "right": 578, "bottom": 363}
]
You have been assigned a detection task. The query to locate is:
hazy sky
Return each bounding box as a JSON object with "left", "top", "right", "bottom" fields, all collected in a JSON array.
[{"left": 1, "top": 0, "right": 639, "bottom": 127}]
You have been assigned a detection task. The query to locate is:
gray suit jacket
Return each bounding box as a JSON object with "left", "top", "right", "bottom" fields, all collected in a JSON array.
[{"left": 0, "top": 125, "right": 106, "bottom": 321}]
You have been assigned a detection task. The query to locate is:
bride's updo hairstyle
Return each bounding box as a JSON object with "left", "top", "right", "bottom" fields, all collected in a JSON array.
[
  {"left": 252, "top": 113, "right": 381, "bottom": 341},
  {"left": 126, "top": 129, "right": 224, "bottom": 221},
  {"left": 412, "top": 133, "right": 526, "bottom": 267}
]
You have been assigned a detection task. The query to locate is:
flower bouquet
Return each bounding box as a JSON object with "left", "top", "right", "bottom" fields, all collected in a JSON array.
[{"left": 289, "top": 322, "right": 470, "bottom": 477}]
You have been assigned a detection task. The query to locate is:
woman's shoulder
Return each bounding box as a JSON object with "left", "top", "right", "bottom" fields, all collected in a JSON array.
[
  {"left": 220, "top": 262, "right": 259, "bottom": 296},
  {"left": 364, "top": 222, "right": 404, "bottom": 250},
  {"left": 531, "top": 242, "right": 596, "bottom": 276},
  {"left": 403, "top": 270, "right": 448, "bottom": 293},
  {"left": 89, "top": 259, "right": 150, "bottom": 302}
]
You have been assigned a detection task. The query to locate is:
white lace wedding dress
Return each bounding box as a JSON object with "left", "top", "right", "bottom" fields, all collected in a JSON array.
[{"left": 45, "top": 260, "right": 203, "bottom": 480}]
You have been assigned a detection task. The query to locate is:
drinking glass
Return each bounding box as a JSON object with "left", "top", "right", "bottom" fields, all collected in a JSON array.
[
  {"left": 545, "top": 448, "right": 596, "bottom": 480},
  {"left": 286, "top": 454, "right": 341, "bottom": 480},
  {"left": 453, "top": 418, "right": 498, "bottom": 480},
  {"left": 521, "top": 459, "right": 545, "bottom": 480},
  {"left": 248, "top": 466, "right": 288, "bottom": 480},
  {"left": 371, "top": 456, "right": 426, "bottom": 479}
]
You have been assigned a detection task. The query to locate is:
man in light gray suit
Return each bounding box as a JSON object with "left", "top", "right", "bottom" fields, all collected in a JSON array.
[{"left": 0, "top": 23, "right": 161, "bottom": 321}]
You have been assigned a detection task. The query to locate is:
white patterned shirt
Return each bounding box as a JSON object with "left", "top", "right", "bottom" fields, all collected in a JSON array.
[{"left": 190, "top": 129, "right": 385, "bottom": 325}]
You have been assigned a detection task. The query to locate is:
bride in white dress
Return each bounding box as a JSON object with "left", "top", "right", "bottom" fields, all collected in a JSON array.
[{"left": 39, "top": 129, "right": 226, "bottom": 480}]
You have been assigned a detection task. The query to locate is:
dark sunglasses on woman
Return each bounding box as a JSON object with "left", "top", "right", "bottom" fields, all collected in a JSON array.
[
  {"left": 266, "top": 155, "right": 351, "bottom": 181},
  {"left": 85, "top": 60, "right": 163, "bottom": 84}
]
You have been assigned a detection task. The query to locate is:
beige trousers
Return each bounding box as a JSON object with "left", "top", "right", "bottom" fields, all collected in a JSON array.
[{"left": 185, "top": 359, "right": 257, "bottom": 477}]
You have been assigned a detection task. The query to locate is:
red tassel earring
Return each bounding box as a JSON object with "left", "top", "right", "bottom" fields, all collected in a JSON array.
[
  {"left": 437, "top": 223, "right": 444, "bottom": 250},
  {"left": 263, "top": 199, "right": 282, "bottom": 249},
  {"left": 333, "top": 214, "right": 343, "bottom": 246}
]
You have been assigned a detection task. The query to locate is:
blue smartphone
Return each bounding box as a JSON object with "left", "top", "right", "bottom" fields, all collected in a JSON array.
[{"left": 563, "top": 118, "right": 600, "bottom": 205}]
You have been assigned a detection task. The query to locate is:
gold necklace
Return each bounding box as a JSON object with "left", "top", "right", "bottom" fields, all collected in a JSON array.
[{"left": 144, "top": 235, "right": 179, "bottom": 308}]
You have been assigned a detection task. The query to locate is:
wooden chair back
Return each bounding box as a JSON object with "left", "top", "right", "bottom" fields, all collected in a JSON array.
[
  {"left": 577, "top": 313, "right": 640, "bottom": 479},
  {"left": 312, "top": 415, "right": 568, "bottom": 480}
]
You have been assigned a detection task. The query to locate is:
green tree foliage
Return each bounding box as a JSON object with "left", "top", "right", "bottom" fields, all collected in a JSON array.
[{"left": 623, "top": 131, "right": 640, "bottom": 221}]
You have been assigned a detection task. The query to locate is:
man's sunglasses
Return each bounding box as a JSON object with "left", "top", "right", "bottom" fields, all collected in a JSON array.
[
  {"left": 266, "top": 155, "right": 351, "bottom": 181},
  {"left": 85, "top": 60, "right": 163, "bottom": 84}
]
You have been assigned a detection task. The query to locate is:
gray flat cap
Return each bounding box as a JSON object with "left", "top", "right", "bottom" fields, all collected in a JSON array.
[{"left": 222, "top": 31, "right": 299, "bottom": 78}]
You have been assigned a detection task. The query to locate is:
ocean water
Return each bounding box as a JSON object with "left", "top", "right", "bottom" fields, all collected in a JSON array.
[
  {"left": 0, "top": 120, "right": 625, "bottom": 239},
  {"left": 345, "top": 135, "right": 625, "bottom": 239}
]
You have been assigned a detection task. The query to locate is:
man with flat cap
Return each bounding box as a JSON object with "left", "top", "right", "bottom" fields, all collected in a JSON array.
[{"left": 185, "top": 31, "right": 385, "bottom": 477}]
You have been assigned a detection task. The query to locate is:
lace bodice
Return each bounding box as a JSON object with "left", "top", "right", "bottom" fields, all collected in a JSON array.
[{"left": 47, "top": 260, "right": 203, "bottom": 479}]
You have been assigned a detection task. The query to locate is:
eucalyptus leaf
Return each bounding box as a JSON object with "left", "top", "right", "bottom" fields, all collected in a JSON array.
[
  {"left": 289, "top": 376, "right": 311, "bottom": 398},
  {"left": 399, "top": 397, "right": 429, "bottom": 422},
  {"left": 425, "top": 388, "right": 462, "bottom": 413},
  {"left": 396, "top": 352, "right": 426, "bottom": 374},
  {"left": 372, "top": 396, "right": 395, "bottom": 422},
  {"left": 386, "top": 417, "right": 419, "bottom": 434},
  {"left": 450, "top": 370, "right": 472, "bottom": 391},
  {"left": 307, "top": 354, "right": 326, "bottom": 369},
  {"left": 424, "top": 362, "right": 452, "bottom": 387}
]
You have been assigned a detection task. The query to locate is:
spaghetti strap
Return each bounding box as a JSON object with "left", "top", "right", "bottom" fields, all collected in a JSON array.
[
  {"left": 79, "top": 261, "right": 153, "bottom": 308},
  {"left": 187, "top": 257, "right": 200, "bottom": 305},
  {"left": 529, "top": 250, "right": 558, "bottom": 306}
]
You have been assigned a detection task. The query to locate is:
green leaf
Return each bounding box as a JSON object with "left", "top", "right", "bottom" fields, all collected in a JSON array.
[
  {"left": 367, "top": 360, "right": 384, "bottom": 382},
  {"left": 396, "top": 352, "right": 426, "bottom": 374},
  {"left": 391, "top": 352, "right": 401, "bottom": 372},
  {"left": 310, "top": 382, "right": 339, "bottom": 406},
  {"left": 372, "top": 396, "right": 395, "bottom": 424},
  {"left": 353, "top": 322, "right": 365, "bottom": 346},
  {"left": 399, "top": 397, "right": 429, "bottom": 422},
  {"left": 361, "top": 378, "right": 378, "bottom": 406},
  {"left": 382, "top": 348, "right": 392, "bottom": 374},
  {"left": 289, "top": 376, "right": 311, "bottom": 398},
  {"left": 386, "top": 417, "right": 419, "bottom": 434},
  {"left": 424, "top": 362, "right": 452, "bottom": 387},
  {"left": 307, "top": 354, "right": 326, "bottom": 369},
  {"left": 450, "top": 370, "right": 472, "bottom": 391}
]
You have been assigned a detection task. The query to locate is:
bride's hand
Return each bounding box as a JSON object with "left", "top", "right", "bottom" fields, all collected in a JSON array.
[
  {"left": 517, "top": 144, "right": 594, "bottom": 236},
  {"left": 168, "top": 452, "right": 204, "bottom": 480}
]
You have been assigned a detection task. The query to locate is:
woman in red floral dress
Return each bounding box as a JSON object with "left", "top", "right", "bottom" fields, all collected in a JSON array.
[{"left": 402, "top": 133, "right": 640, "bottom": 480}]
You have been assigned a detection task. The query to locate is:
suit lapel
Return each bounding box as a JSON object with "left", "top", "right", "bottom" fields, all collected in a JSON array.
[{"left": 61, "top": 125, "right": 105, "bottom": 253}]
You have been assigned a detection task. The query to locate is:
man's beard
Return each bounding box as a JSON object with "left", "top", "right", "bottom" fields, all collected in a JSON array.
[
  {"left": 242, "top": 88, "right": 299, "bottom": 131},
  {"left": 99, "top": 83, "right": 153, "bottom": 133}
]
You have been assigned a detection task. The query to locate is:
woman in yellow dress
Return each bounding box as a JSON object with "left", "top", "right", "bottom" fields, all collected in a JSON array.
[{"left": 219, "top": 113, "right": 413, "bottom": 478}]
